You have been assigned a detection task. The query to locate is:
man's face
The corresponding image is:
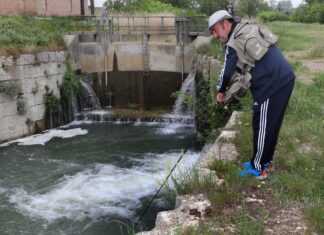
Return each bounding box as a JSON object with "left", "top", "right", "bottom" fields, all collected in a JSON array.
[{"left": 210, "top": 22, "right": 228, "bottom": 43}]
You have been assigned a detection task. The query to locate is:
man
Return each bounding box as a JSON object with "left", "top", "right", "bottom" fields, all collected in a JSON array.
[{"left": 208, "top": 10, "right": 295, "bottom": 179}]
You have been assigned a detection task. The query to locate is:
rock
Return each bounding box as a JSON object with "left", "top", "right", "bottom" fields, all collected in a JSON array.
[
  {"left": 245, "top": 197, "right": 264, "bottom": 204},
  {"left": 137, "top": 194, "right": 213, "bottom": 235}
]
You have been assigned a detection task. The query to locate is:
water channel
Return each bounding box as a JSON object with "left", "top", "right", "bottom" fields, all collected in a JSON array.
[{"left": 0, "top": 74, "right": 200, "bottom": 234}]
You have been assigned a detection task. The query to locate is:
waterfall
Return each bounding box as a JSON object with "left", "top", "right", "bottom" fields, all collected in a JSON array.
[
  {"left": 172, "top": 72, "right": 196, "bottom": 116},
  {"left": 79, "top": 81, "right": 101, "bottom": 111},
  {"left": 71, "top": 80, "right": 106, "bottom": 122},
  {"left": 155, "top": 72, "right": 196, "bottom": 134}
]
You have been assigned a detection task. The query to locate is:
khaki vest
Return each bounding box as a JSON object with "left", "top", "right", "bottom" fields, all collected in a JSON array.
[
  {"left": 223, "top": 23, "right": 278, "bottom": 104},
  {"left": 226, "top": 23, "right": 278, "bottom": 71}
]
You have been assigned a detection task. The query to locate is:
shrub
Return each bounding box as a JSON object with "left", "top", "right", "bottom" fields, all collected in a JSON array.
[
  {"left": 258, "top": 11, "right": 291, "bottom": 22},
  {"left": 292, "top": 3, "right": 324, "bottom": 24},
  {"left": 25, "top": 118, "right": 33, "bottom": 127},
  {"left": 16, "top": 98, "right": 27, "bottom": 115},
  {"left": 62, "top": 63, "right": 82, "bottom": 107},
  {"left": 0, "top": 81, "right": 21, "bottom": 98}
]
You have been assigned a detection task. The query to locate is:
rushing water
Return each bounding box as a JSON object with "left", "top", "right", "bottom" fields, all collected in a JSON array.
[
  {"left": 0, "top": 73, "right": 199, "bottom": 234},
  {"left": 0, "top": 120, "right": 199, "bottom": 234}
]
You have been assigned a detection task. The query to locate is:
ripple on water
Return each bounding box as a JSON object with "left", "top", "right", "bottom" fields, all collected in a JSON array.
[{"left": 8, "top": 151, "right": 200, "bottom": 223}]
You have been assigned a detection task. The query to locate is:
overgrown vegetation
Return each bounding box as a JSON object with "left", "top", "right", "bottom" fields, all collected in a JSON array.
[
  {"left": 16, "top": 98, "right": 27, "bottom": 115},
  {"left": 257, "top": 11, "right": 291, "bottom": 22},
  {"left": 44, "top": 85, "right": 60, "bottom": 129},
  {"left": 196, "top": 38, "right": 224, "bottom": 59},
  {"left": 60, "top": 63, "right": 83, "bottom": 123},
  {"left": 104, "top": 0, "right": 180, "bottom": 14},
  {"left": 0, "top": 16, "right": 67, "bottom": 56},
  {"left": 292, "top": 3, "right": 324, "bottom": 23},
  {"left": 0, "top": 80, "right": 21, "bottom": 98},
  {"left": 61, "top": 64, "right": 82, "bottom": 108}
]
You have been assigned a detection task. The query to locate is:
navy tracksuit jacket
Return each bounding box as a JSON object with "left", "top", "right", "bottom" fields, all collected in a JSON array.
[{"left": 218, "top": 30, "right": 295, "bottom": 170}]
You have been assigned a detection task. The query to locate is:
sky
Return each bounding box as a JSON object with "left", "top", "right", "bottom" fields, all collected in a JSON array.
[{"left": 93, "top": 0, "right": 305, "bottom": 8}]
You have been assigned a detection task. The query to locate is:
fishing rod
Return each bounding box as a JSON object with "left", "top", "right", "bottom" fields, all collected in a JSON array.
[
  {"left": 137, "top": 104, "right": 219, "bottom": 224},
  {"left": 137, "top": 148, "right": 188, "bottom": 223}
]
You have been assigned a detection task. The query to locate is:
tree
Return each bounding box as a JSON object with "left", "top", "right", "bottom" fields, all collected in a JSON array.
[
  {"left": 276, "top": 0, "right": 293, "bottom": 14},
  {"left": 197, "top": 0, "right": 228, "bottom": 16},
  {"left": 159, "top": 0, "right": 196, "bottom": 8},
  {"left": 305, "top": 0, "right": 324, "bottom": 3},
  {"left": 238, "top": 0, "right": 268, "bottom": 18},
  {"left": 104, "top": 0, "right": 136, "bottom": 12}
]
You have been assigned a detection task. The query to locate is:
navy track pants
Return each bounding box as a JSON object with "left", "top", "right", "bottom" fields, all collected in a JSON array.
[{"left": 251, "top": 80, "right": 295, "bottom": 170}]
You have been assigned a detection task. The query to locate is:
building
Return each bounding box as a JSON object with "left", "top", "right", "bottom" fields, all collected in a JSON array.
[{"left": 0, "top": 0, "right": 91, "bottom": 16}]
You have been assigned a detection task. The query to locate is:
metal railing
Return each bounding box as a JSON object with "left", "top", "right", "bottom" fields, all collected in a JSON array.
[{"left": 67, "top": 15, "right": 207, "bottom": 38}]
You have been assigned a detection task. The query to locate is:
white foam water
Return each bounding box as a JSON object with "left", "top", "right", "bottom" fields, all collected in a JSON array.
[
  {"left": 0, "top": 128, "right": 88, "bottom": 147},
  {"left": 0, "top": 187, "right": 6, "bottom": 195},
  {"left": 8, "top": 151, "right": 200, "bottom": 222},
  {"left": 157, "top": 72, "right": 196, "bottom": 134}
]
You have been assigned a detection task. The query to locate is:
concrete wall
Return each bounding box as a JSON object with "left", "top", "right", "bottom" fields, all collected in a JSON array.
[
  {"left": 79, "top": 42, "right": 194, "bottom": 74},
  {"left": 65, "top": 35, "right": 81, "bottom": 71},
  {"left": 0, "top": 52, "right": 66, "bottom": 143},
  {"left": 0, "top": 0, "right": 88, "bottom": 16}
]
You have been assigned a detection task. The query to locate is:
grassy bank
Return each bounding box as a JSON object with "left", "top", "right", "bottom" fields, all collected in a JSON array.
[
  {"left": 171, "top": 21, "right": 324, "bottom": 234},
  {"left": 0, "top": 16, "right": 68, "bottom": 56}
]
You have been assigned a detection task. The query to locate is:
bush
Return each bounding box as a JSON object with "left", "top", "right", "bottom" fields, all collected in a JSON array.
[
  {"left": 16, "top": 98, "right": 27, "bottom": 115},
  {"left": 0, "top": 81, "right": 21, "bottom": 98},
  {"left": 292, "top": 3, "right": 324, "bottom": 24},
  {"left": 257, "top": 11, "right": 291, "bottom": 22},
  {"left": 105, "top": 0, "right": 180, "bottom": 14}
]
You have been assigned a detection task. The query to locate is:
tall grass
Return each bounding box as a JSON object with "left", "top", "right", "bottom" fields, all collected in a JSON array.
[
  {"left": 0, "top": 16, "right": 68, "bottom": 55},
  {"left": 267, "top": 21, "right": 324, "bottom": 55}
]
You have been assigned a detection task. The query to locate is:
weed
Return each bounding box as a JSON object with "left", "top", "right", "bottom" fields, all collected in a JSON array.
[
  {"left": 196, "top": 38, "right": 224, "bottom": 60},
  {"left": 170, "top": 167, "right": 215, "bottom": 196},
  {"left": 16, "top": 98, "right": 26, "bottom": 115},
  {"left": 106, "top": 220, "right": 136, "bottom": 235},
  {"left": 235, "top": 212, "right": 264, "bottom": 234},
  {"left": 0, "top": 80, "right": 21, "bottom": 98},
  {"left": 304, "top": 44, "right": 324, "bottom": 59},
  {"left": 303, "top": 199, "right": 324, "bottom": 234},
  {"left": 25, "top": 118, "right": 33, "bottom": 127},
  {"left": 44, "top": 85, "right": 59, "bottom": 129},
  {"left": 62, "top": 63, "right": 82, "bottom": 107}
]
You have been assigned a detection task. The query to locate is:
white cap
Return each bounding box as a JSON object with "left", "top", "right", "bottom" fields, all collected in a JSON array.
[{"left": 208, "top": 10, "right": 233, "bottom": 28}]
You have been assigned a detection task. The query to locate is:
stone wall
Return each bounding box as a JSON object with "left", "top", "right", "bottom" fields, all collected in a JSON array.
[
  {"left": 194, "top": 53, "right": 222, "bottom": 132},
  {"left": 0, "top": 52, "right": 66, "bottom": 143}
]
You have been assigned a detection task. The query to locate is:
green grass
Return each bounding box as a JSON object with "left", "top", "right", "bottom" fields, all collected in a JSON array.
[
  {"left": 196, "top": 38, "right": 225, "bottom": 60},
  {"left": 0, "top": 16, "right": 69, "bottom": 56},
  {"left": 234, "top": 73, "right": 324, "bottom": 233},
  {"left": 267, "top": 21, "right": 324, "bottom": 53}
]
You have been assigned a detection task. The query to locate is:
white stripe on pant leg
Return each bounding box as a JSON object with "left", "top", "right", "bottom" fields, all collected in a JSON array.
[
  {"left": 254, "top": 102, "right": 265, "bottom": 170},
  {"left": 257, "top": 99, "right": 269, "bottom": 169},
  {"left": 254, "top": 99, "right": 269, "bottom": 170},
  {"left": 255, "top": 99, "right": 269, "bottom": 170}
]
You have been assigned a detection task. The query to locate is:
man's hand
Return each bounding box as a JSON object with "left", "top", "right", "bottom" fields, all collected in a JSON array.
[{"left": 216, "top": 92, "right": 225, "bottom": 104}]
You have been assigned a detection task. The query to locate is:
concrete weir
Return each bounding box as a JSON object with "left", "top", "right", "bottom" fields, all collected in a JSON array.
[
  {"left": 79, "top": 41, "right": 194, "bottom": 73},
  {"left": 66, "top": 13, "right": 205, "bottom": 109},
  {"left": 69, "top": 35, "right": 195, "bottom": 108}
]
